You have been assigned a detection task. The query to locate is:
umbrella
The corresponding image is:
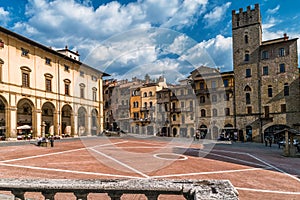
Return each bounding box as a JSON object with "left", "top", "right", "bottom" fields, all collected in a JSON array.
[{"left": 17, "top": 125, "right": 31, "bottom": 130}]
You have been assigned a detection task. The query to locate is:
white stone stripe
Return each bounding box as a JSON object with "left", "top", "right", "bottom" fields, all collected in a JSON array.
[
  {"left": 89, "top": 147, "right": 150, "bottom": 178},
  {"left": 0, "top": 162, "right": 141, "bottom": 179},
  {"left": 236, "top": 187, "right": 300, "bottom": 195},
  {"left": 150, "top": 167, "right": 268, "bottom": 179},
  {"left": 1, "top": 141, "right": 128, "bottom": 163},
  {"left": 248, "top": 154, "right": 300, "bottom": 183}
]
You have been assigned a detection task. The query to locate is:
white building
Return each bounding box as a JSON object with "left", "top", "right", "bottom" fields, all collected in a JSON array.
[{"left": 0, "top": 26, "right": 109, "bottom": 139}]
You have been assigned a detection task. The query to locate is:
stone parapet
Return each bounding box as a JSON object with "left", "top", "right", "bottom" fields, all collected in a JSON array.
[{"left": 0, "top": 178, "right": 239, "bottom": 200}]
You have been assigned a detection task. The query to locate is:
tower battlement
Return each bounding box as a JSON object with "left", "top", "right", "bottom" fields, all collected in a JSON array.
[{"left": 232, "top": 4, "right": 261, "bottom": 29}]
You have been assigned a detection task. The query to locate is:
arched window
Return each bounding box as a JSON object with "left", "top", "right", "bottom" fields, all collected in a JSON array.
[
  {"left": 284, "top": 83, "right": 289, "bottom": 96},
  {"left": 149, "top": 91, "right": 153, "bottom": 96},
  {"left": 172, "top": 115, "right": 176, "bottom": 121},
  {"left": 244, "top": 35, "right": 248, "bottom": 44},
  {"left": 144, "top": 102, "right": 147, "bottom": 108},
  {"left": 143, "top": 92, "right": 147, "bottom": 97},
  {"left": 244, "top": 51, "right": 250, "bottom": 61},
  {"left": 244, "top": 85, "right": 251, "bottom": 91},
  {"left": 268, "top": 85, "right": 272, "bottom": 97}
]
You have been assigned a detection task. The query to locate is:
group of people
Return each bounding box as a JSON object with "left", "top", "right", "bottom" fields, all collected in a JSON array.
[
  {"left": 264, "top": 136, "right": 273, "bottom": 147},
  {"left": 36, "top": 135, "right": 54, "bottom": 147}
]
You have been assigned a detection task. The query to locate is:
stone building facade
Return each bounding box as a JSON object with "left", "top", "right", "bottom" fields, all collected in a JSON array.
[
  {"left": 232, "top": 4, "right": 299, "bottom": 142},
  {"left": 0, "top": 26, "right": 107, "bottom": 139}
]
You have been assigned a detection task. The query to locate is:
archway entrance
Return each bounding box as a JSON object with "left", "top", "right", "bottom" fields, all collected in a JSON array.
[
  {"left": 264, "top": 124, "right": 290, "bottom": 144},
  {"left": 61, "top": 105, "right": 72, "bottom": 137},
  {"left": 42, "top": 102, "right": 55, "bottom": 136},
  {"left": 91, "top": 109, "right": 98, "bottom": 136},
  {"left": 0, "top": 96, "right": 7, "bottom": 139},
  {"left": 78, "top": 107, "right": 87, "bottom": 136},
  {"left": 17, "top": 99, "right": 34, "bottom": 139}
]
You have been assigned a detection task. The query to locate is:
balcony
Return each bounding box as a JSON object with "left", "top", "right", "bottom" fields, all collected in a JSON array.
[{"left": 0, "top": 178, "right": 238, "bottom": 200}]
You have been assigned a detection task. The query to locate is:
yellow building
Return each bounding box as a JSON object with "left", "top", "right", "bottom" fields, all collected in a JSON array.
[{"left": 0, "top": 26, "right": 108, "bottom": 139}]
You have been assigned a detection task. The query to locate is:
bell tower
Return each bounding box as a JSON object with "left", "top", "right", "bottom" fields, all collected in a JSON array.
[{"left": 232, "top": 4, "right": 263, "bottom": 140}]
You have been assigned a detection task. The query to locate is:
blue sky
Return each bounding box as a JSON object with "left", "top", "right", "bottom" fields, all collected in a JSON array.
[{"left": 1, "top": 0, "right": 299, "bottom": 82}]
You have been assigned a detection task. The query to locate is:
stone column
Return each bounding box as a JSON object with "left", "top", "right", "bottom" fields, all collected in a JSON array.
[
  {"left": 36, "top": 109, "right": 42, "bottom": 138},
  {"left": 87, "top": 114, "right": 91, "bottom": 136},
  {"left": 73, "top": 113, "right": 78, "bottom": 137},
  {"left": 9, "top": 106, "right": 17, "bottom": 138}
]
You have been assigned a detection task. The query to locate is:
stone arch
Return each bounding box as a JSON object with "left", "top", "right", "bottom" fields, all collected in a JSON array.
[
  {"left": 61, "top": 104, "right": 73, "bottom": 136},
  {"left": 0, "top": 95, "right": 8, "bottom": 137},
  {"left": 41, "top": 102, "right": 55, "bottom": 136},
  {"left": 78, "top": 106, "right": 88, "bottom": 136},
  {"left": 172, "top": 127, "right": 177, "bottom": 137},
  {"left": 17, "top": 98, "right": 35, "bottom": 138},
  {"left": 91, "top": 108, "right": 99, "bottom": 136},
  {"left": 264, "top": 124, "right": 290, "bottom": 143}
]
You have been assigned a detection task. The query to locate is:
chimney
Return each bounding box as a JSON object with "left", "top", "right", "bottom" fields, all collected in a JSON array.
[{"left": 283, "top": 33, "right": 289, "bottom": 41}]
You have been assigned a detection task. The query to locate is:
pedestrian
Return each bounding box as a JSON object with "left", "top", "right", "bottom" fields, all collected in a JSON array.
[
  {"left": 49, "top": 135, "right": 54, "bottom": 147},
  {"left": 269, "top": 137, "right": 272, "bottom": 147},
  {"left": 264, "top": 136, "right": 268, "bottom": 146}
]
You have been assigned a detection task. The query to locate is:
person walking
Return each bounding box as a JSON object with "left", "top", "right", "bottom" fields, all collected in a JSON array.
[
  {"left": 265, "top": 136, "right": 268, "bottom": 147},
  {"left": 268, "top": 137, "right": 272, "bottom": 147},
  {"left": 49, "top": 135, "right": 54, "bottom": 147}
]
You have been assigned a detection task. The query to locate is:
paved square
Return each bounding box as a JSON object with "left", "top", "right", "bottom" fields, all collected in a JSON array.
[{"left": 0, "top": 136, "right": 299, "bottom": 200}]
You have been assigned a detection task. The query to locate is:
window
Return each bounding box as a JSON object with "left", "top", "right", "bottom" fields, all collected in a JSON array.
[
  {"left": 279, "top": 48, "right": 285, "bottom": 57},
  {"left": 45, "top": 57, "right": 51, "bottom": 65},
  {"left": 64, "top": 65, "right": 70, "bottom": 71},
  {"left": 212, "top": 109, "right": 218, "bottom": 117},
  {"left": 244, "top": 51, "right": 250, "bottom": 61},
  {"left": 149, "top": 91, "right": 153, "bottom": 96},
  {"left": 149, "top": 102, "right": 153, "bottom": 108},
  {"left": 45, "top": 79, "right": 52, "bottom": 92},
  {"left": 264, "top": 106, "right": 269, "bottom": 118},
  {"left": 246, "top": 68, "right": 251, "bottom": 77},
  {"left": 246, "top": 93, "right": 251, "bottom": 104},
  {"left": 22, "top": 72, "right": 30, "bottom": 87},
  {"left": 224, "top": 93, "right": 230, "bottom": 101},
  {"left": 172, "top": 115, "right": 176, "bottom": 121},
  {"left": 143, "top": 92, "right": 147, "bottom": 97},
  {"left": 190, "top": 114, "right": 194, "bottom": 120},
  {"left": 144, "top": 102, "right": 147, "bottom": 108},
  {"left": 80, "top": 71, "right": 84, "bottom": 77},
  {"left": 284, "top": 83, "right": 289, "bottom": 96},
  {"left": 279, "top": 63, "right": 285, "bottom": 73},
  {"left": 21, "top": 48, "right": 29, "bottom": 57},
  {"left": 223, "top": 79, "right": 229, "bottom": 87},
  {"left": 64, "top": 79, "right": 71, "bottom": 95},
  {"left": 247, "top": 106, "right": 252, "bottom": 114},
  {"left": 199, "top": 81, "right": 205, "bottom": 90},
  {"left": 181, "top": 115, "right": 185, "bottom": 124},
  {"left": 244, "top": 35, "right": 248, "bottom": 44},
  {"left": 263, "top": 66, "right": 268, "bottom": 75},
  {"left": 200, "top": 96, "right": 205, "bottom": 103},
  {"left": 92, "top": 87, "right": 97, "bottom": 101},
  {"left": 201, "top": 109, "right": 206, "bottom": 117},
  {"left": 281, "top": 104, "right": 286, "bottom": 113},
  {"left": 211, "top": 81, "right": 216, "bottom": 90},
  {"left": 212, "top": 95, "right": 217, "bottom": 102},
  {"left": 268, "top": 85, "right": 272, "bottom": 97},
  {"left": 262, "top": 51, "right": 269, "bottom": 59},
  {"left": 225, "top": 108, "right": 230, "bottom": 116},
  {"left": 91, "top": 75, "right": 97, "bottom": 81},
  {"left": 180, "top": 89, "right": 184, "bottom": 96},
  {"left": 181, "top": 101, "right": 184, "bottom": 108},
  {"left": 80, "top": 83, "right": 85, "bottom": 98}
]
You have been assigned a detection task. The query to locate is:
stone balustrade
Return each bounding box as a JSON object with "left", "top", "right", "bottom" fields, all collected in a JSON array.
[{"left": 0, "top": 178, "right": 238, "bottom": 200}]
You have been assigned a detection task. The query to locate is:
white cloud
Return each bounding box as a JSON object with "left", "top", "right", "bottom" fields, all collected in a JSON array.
[
  {"left": 0, "top": 7, "right": 10, "bottom": 26},
  {"left": 203, "top": 2, "right": 231, "bottom": 28},
  {"left": 267, "top": 5, "right": 280, "bottom": 14}
]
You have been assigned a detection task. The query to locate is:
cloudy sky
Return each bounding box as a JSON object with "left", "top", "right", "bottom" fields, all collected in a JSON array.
[{"left": 1, "top": 0, "right": 300, "bottom": 83}]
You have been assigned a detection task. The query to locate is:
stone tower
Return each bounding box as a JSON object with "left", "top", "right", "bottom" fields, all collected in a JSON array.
[
  {"left": 232, "top": 4, "right": 299, "bottom": 142},
  {"left": 232, "top": 4, "right": 263, "bottom": 141}
]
